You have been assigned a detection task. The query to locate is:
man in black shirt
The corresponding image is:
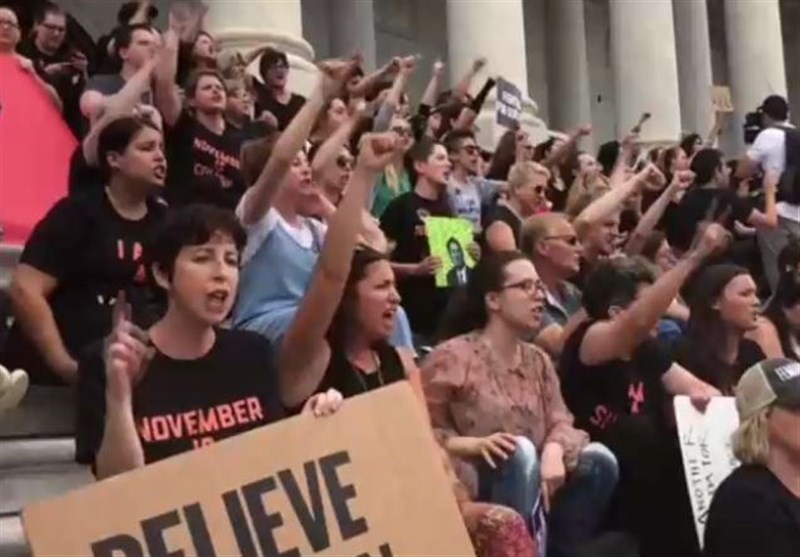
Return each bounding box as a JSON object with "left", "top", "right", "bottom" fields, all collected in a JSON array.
[
  {"left": 381, "top": 137, "right": 453, "bottom": 342},
  {"left": 670, "top": 148, "right": 777, "bottom": 254},
  {"left": 252, "top": 47, "right": 306, "bottom": 130},
  {"left": 705, "top": 358, "right": 800, "bottom": 557},
  {"left": 18, "top": 2, "right": 86, "bottom": 137}
]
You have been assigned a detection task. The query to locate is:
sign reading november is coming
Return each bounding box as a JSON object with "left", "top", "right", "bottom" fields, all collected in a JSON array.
[{"left": 22, "top": 384, "right": 474, "bottom": 557}]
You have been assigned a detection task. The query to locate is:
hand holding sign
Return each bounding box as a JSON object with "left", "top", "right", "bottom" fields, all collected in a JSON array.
[{"left": 105, "top": 291, "right": 154, "bottom": 403}]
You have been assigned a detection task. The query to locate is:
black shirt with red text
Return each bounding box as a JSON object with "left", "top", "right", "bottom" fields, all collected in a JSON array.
[
  {"left": 77, "top": 328, "right": 284, "bottom": 465},
  {"left": 3, "top": 189, "right": 165, "bottom": 384},
  {"left": 165, "top": 110, "right": 245, "bottom": 210},
  {"left": 559, "top": 320, "right": 672, "bottom": 441}
]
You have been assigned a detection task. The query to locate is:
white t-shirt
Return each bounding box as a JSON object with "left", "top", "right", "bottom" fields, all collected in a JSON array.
[
  {"left": 747, "top": 124, "right": 799, "bottom": 223},
  {"left": 236, "top": 191, "right": 327, "bottom": 264}
]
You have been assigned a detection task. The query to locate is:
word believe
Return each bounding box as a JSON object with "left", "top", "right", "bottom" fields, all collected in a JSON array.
[{"left": 91, "top": 450, "right": 394, "bottom": 557}]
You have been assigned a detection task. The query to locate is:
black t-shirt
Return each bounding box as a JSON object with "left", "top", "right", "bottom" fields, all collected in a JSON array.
[
  {"left": 704, "top": 465, "right": 800, "bottom": 557},
  {"left": 672, "top": 336, "right": 766, "bottom": 395},
  {"left": 559, "top": 320, "right": 673, "bottom": 442},
  {"left": 165, "top": 111, "right": 245, "bottom": 210},
  {"left": 68, "top": 146, "right": 104, "bottom": 195},
  {"left": 253, "top": 81, "right": 306, "bottom": 131},
  {"left": 76, "top": 328, "right": 284, "bottom": 465},
  {"left": 3, "top": 190, "right": 165, "bottom": 384},
  {"left": 380, "top": 191, "right": 454, "bottom": 338},
  {"left": 481, "top": 203, "right": 521, "bottom": 251},
  {"left": 669, "top": 186, "right": 755, "bottom": 253},
  {"left": 18, "top": 39, "right": 85, "bottom": 137}
]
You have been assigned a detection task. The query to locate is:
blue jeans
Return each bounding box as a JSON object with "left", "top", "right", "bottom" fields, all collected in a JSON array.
[{"left": 478, "top": 437, "right": 619, "bottom": 557}]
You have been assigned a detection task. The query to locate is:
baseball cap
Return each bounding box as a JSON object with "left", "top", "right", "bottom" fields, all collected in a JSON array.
[{"left": 736, "top": 358, "right": 800, "bottom": 420}]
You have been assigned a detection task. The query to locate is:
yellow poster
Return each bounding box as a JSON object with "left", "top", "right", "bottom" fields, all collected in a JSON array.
[{"left": 426, "top": 217, "right": 475, "bottom": 288}]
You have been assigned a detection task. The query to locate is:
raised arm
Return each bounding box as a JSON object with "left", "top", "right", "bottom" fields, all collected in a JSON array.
[
  {"left": 625, "top": 170, "right": 693, "bottom": 256},
  {"left": 84, "top": 58, "right": 159, "bottom": 165},
  {"left": 372, "top": 56, "right": 414, "bottom": 132},
  {"left": 348, "top": 59, "right": 397, "bottom": 100},
  {"left": 420, "top": 59, "right": 445, "bottom": 108},
  {"left": 278, "top": 134, "right": 398, "bottom": 408},
  {"left": 542, "top": 126, "right": 591, "bottom": 168},
  {"left": 240, "top": 59, "right": 358, "bottom": 226},
  {"left": 580, "top": 224, "right": 730, "bottom": 364},
  {"left": 311, "top": 107, "right": 363, "bottom": 180},
  {"left": 574, "top": 164, "right": 663, "bottom": 234},
  {"left": 451, "top": 57, "right": 486, "bottom": 103},
  {"left": 152, "top": 27, "right": 182, "bottom": 127}
]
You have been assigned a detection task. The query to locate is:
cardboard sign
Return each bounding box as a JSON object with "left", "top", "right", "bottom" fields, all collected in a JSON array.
[
  {"left": 426, "top": 216, "right": 475, "bottom": 288},
  {"left": 496, "top": 78, "right": 522, "bottom": 129},
  {"left": 0, "top": 54, "right": 76, "bottom": 246},
  {"left": 23, "top": 383, "right": 474, "bottom": 557},
  {"left": 674, "top": 396, "right": 740, "bottom": 548},
  {"left": 710, "top": 86, "right": 734, "bottom": 113}
]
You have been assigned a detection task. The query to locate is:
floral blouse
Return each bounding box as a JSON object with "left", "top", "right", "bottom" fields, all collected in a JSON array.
[{"left": 422, "top": 332, "right": 589, "bottom": 469}]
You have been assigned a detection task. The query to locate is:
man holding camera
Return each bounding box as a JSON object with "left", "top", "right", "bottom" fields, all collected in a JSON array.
[{"left": 738, "top": 95, "right": 800, "bottom": 292}]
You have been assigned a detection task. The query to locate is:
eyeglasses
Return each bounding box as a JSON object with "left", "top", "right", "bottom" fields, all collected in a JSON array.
[
  {"left": 501, "top": 279, "right": 545, "bottom": 295},
  {"left": 462, "top": 145, "right": 479, "bottom": 155},
  {"left": 0, "top": 20, "right": 19, "bottom": 29},
  {"left": 391, "top": 126, "right": 411, "bottom": 137},
  {"left": 543, "top": 235, "right": 580, "bottom": 246},
  {"left": 42, "top": 23, "right": 66, "bottom": 33},
  {"left": 336, "top": 156, "right": 354, "bottom": 170}
]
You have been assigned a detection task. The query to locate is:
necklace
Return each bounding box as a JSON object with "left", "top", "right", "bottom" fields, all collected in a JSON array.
[{"left": 350, "top": 350, "right": 385, "bottom": 394}]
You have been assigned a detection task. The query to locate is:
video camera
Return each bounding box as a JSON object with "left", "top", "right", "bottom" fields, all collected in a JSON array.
[{"left": 743, "top": 109, "right": 764, "bottom": 145}]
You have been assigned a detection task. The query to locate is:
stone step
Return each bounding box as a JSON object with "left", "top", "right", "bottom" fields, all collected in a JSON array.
[
  {"left": 0, "top": 514, "right": 27, "bottom": 557},
  {"left": 0, "top": 439, "right": 92, "bottom": 516},
  {"left": 0, "top": 386, "right": 75, "bottom": 439}
]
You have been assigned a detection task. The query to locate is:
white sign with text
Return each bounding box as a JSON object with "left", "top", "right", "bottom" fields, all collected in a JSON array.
[{"left": 674, "top": 396, "right": 740, "bottom": 548}]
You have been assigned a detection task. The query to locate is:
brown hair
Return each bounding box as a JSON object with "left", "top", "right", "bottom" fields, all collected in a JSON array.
[
  {"left": 240, "top": 133, "right": 279, "bottom": 187},
  {"left": 185, "top": 69, "right": 225, "bottom": 99}
]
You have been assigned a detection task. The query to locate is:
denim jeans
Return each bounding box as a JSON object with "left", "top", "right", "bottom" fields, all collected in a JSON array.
[{"left": 478, "top": 437, "right": 619, "bottom": 557}]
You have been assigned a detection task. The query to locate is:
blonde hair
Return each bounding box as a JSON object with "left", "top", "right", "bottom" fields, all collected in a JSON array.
[
  {"left": 508, "top": 161, "right": 550, "bottom": 193},
  {"left": 519, "top": 212, "right": 569, "bottom": 256},
  {"left": 565, "top": 174, "right": 611, "bottom": 219},
  {"left": 732, "top": 408, "right": 770, "bottom": 465}
]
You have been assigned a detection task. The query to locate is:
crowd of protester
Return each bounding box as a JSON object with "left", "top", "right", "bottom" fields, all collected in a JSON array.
[{"left": 0, "top": 1, "right": 798, "bottom": 556}]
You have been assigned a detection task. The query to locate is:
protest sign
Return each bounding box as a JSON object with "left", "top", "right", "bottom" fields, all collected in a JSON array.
[
  {"left": 0, "top": 54, "right": 76, "bottom": 246},
  {"left": 426, "top": 216, "right": 475, "bottom": 288},
  {"left": 23, "top": 383, "right": 474, "bottom": 557},
  {"left": 496, "top": 77, "right": 522, "bottom": 129},
  {"left": 674, "top": 396, "right": 740, "bottom": 548},
  {"left": 710, "top": 86, "right": 734, "bottom": 113}
]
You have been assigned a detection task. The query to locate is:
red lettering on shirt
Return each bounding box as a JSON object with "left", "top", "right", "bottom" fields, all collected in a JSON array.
[
  {"left": 137, "top": 397, "right": 267, "bottom": 449},
  {"left": 628, "top": 381, "right": 645, "bottom": 414},
  {"left": 589, "top": 404, "right": 618, "bottom": 430}
]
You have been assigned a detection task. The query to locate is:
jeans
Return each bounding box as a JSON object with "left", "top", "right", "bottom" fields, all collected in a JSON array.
[{"left": 478, "top": 437, "right": 619, "bottom": 557}]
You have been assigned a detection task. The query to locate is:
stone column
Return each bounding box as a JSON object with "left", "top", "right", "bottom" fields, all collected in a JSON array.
[
  {"left": 330, "top": 0, "right": 377, "bottom": 71},
  {"left": 609, "top": 0, "right": 682, "bottom": 144},
  {"left": 673, "top": 0, "right": 714, "bottom": 136},
  {"left": 545, "top": 0, "right": 592, "bottom": 138},
  {"left": 446, "top": 0, "right": 548, "bottom": 148},
  {"left": 725, "top": 0, "right": 788, "bottom": 153},
  {"left": 206, "top": 0, "right": 317, "bottom": 94}
]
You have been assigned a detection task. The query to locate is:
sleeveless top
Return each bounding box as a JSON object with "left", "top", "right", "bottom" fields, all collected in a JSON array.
[
  {"left": 318, "top": 342, "right": 407, "bottom": 399},
  {"left": 231, "top": 208, "right": 325, "bottom": 344}
]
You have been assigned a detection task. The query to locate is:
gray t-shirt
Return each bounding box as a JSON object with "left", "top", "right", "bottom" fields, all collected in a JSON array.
[
  {"left": 86, "top": 73, "right": 152, "bottom": 105},
  {"left": 539, "top": 281, "right": 583, "bottom": 330}
]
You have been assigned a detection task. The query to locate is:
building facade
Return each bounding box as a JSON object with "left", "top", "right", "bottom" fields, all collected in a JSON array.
[{"left": 64, "top": 0, "right": 799, "bottom": 153}]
